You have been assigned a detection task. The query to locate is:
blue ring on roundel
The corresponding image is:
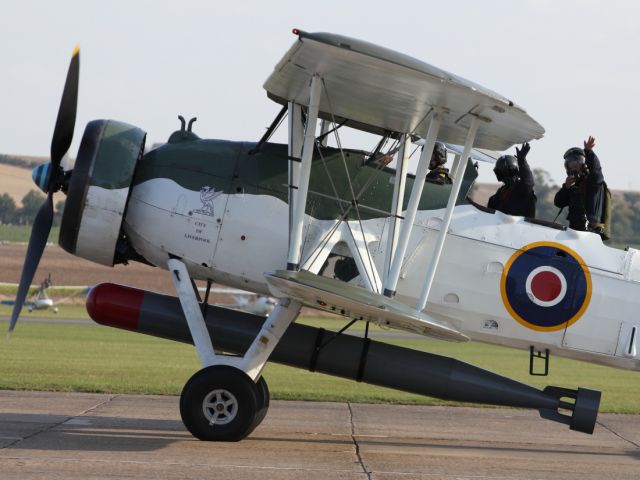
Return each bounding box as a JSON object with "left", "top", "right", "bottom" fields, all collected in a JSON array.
[{"left": 504, "top": 245, "right": 588, "bottom": 329}]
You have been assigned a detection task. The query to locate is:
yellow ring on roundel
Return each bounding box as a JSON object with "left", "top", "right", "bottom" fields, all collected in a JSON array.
[{"left": 499, "top": 241, "right": 592, "bottom": 332}]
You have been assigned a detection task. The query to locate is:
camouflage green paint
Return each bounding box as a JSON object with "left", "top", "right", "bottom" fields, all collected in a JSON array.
[{"left": 133, "top": 132, "right": 477, "bottom": 221}]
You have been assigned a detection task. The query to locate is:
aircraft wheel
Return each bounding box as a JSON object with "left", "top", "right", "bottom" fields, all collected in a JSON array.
[
  {"left": 180, "top": 365, "right": 258, "bottom": 441},
  {"left": 247, "top": 376, "right": 270, "bottom": 434}
]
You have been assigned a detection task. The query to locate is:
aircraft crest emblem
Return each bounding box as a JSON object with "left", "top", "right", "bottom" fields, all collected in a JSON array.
[{"left": 193, "top": 186, "right": 222, "bottom": 217}]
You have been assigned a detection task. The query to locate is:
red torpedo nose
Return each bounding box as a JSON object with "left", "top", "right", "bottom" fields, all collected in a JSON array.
[{"left": 86, "top": 283, "right": 144, "bottom": 331}]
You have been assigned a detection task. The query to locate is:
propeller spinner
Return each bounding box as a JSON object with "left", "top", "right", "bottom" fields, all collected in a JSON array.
[{"left": 8, "top": 46, "right": 80, "bottom": 334}]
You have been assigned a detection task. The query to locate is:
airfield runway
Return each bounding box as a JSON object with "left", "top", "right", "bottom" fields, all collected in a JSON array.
[{"left": 0, "top": 391, "right": 639, "bottom": 479}]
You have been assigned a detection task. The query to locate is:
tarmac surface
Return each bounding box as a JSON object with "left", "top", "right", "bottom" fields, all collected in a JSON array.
[{"left": 1, "top": 391, "right": 639, "bottom": 479}]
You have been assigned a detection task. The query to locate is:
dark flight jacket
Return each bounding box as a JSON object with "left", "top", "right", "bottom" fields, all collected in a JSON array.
[
  {"left": 426, "top": 167, "right": 453, "bottom": 185},
  {"left": 554, "top": 149, "right": 605, "bottom": 231},
  {"left": 487, "top": 156, "right": 536, "bottom": 217}
]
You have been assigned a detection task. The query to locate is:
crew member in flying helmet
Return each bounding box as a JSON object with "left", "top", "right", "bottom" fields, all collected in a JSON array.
[
  {"left": 425, "top": 142, "right": 453, "bottom": 185},
  {"left": 554, "top": 136, "right": 610, "bottom": 239},
  {"left": 487, "top": 142, "right": 536, "bottom": 217}
]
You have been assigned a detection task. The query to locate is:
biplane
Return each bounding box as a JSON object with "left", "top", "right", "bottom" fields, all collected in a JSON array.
[{"left": 10, "top": 30, "right": 639, "bottom": 441}]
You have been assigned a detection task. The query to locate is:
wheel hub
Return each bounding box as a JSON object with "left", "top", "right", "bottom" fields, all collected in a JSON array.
[{"left": 203, "top": 389, "right": 238, "bottom": 426}]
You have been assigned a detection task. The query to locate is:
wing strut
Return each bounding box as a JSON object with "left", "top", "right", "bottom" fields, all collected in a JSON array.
[
  {"left": 287, "top": 74, "right": 322, "bottom": 270},
  {"left": 382, "top": 134, "right": 410, "bottom": 286},
  {"left": 287, "top": 102, "right": 303, "bottom": 239},
  {"left": 383, "top": 110, "right": 443, "bottom": 297},
  {"left": 416, "top": 116, "right": 480, "bottom": 310},
  {"left": 248, "top": 104, "right": 288, "bottom": 154}
]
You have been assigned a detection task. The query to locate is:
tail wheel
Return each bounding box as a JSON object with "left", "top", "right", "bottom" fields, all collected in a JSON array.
[{"left": 180, "top": 365, "right": 258, "bottom": 441}]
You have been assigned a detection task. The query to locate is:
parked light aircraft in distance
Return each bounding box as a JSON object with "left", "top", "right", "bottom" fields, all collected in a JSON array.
[
  {"left": 10, "top": 30, "right": 639, "bottom": 441},
  {"left": 2, "top": 274, "right": 57, "bottom": 313},
  {"left": 27, "top": 274, "right": 56, "bottom": 313},
  {"left": 209, "top": 287, "right": 277, "bottom": 316}
]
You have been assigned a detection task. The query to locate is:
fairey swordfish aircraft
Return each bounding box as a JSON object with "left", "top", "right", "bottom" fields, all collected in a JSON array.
[{"left": 10, "top": 29, "right": 640, "bottom": 441}]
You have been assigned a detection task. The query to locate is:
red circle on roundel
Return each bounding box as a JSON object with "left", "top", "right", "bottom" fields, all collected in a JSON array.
[{"left": 530, "top": 271, "right": 562, "bottom": 301}]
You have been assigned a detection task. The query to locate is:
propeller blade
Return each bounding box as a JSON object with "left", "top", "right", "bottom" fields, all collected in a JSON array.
[
  {"left": 8, "top": 46, "right": 81, "bottom": 335},
  {"left": 49, "top": 45, "right": 79, "bottom": 179},
  {"left": 8, "top": 195, "right": 54, "bottom": 334}
]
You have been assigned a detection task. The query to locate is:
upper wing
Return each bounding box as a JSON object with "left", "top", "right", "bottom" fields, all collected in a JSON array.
[{"left": 264, "top": 31, "right": 544, "bottom": 151}]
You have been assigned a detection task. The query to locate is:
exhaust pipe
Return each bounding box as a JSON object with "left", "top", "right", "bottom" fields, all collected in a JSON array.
[{"left": 87, "top": 283, "right": 600, "bottom": 433}]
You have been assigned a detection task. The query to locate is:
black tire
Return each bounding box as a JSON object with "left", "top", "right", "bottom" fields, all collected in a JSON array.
[
  {"left": 247, "top": 376, "right": 270, "bottom": 434},
  {"left": 180, "top": 365, "right": 259, "bottom": 441}
]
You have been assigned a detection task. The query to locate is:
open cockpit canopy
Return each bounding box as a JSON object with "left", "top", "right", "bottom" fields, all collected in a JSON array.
[{"left": 264, "top": 30, "right": 544, "bottom": 151}]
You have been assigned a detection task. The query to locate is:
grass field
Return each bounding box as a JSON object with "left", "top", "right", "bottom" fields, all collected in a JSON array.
[
  {"left": 0, "top": 304, "right": 89, "bottom": 319},
  {"left": 0, "top": 318, "right": 638, "bottom": 413},
  {"left": 0, "top": 285, "right": 86, "bottom": 297},
  {"left": 0, "top": 225, "right": 59, "bottom": 243}
]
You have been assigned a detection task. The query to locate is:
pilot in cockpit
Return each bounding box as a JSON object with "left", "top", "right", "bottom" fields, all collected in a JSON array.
[
  {"left": 554, "top": 136, "right": 610, "bottom": 240},
  {"left": 487, "top": 143, "right": 536, "bottom": 218},
  {"left": 425, "top": 142, "right": 453, "bottom": 185}
]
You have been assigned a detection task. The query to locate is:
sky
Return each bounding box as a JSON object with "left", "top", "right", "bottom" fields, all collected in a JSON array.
[{"left": 1, "top": 0, "right": 639, "bottom": 190}]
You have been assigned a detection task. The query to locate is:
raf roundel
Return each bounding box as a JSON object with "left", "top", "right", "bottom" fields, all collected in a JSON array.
[
  {"left": 525, "top": 266, "right": 567, "bottom": 307},
  {"left": 500, "top": 242, "right": 592, "bottom": 331}
]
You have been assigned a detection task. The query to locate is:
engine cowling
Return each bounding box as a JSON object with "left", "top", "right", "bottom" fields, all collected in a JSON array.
[{"left": 59, "top": 119, "right": 146, "bottom": 266}]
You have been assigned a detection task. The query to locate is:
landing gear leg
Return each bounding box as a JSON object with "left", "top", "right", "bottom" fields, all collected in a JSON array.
[{"left": 168, "top": 259, "right": 299, "bottom": 441}]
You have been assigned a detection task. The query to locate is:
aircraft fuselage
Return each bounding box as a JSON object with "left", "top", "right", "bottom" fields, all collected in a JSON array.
[{"left": 109, "top": 135, "right": 640, "bottom": 372}]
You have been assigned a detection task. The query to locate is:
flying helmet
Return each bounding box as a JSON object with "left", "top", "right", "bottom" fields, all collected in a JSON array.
[
  {"left": 493, "top": 155, "right": 519, "bottom": 182},
  {"left": 430, "top": 142, "right": 447, "bottom": 168},
  {"left": 563, "top": 147, "right": 586, "bottom": 170}
]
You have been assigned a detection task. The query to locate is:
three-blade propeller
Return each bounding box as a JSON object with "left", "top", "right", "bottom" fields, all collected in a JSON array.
[{"left": 8, "top": 46, "right": 80, "bottom": 334}]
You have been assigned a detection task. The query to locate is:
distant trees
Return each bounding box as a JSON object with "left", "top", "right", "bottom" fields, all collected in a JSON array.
[
  {"left": 532, "top": 168, "right": 560, "bottom": 222},
  {"left": 0, "top": 193, "right": 16, "bottom": 224},
  {"left": 611, "top": 192, "right": 640, "bottom": 248},
  {"left": 54, "top": 200, "right": 65, "bottom": 226},
  {"left": 0, "top": 190, "right": 65, "bottom": 225},
  {"left": 19, "top": 190, "right": 45, "bottom": 224}
]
